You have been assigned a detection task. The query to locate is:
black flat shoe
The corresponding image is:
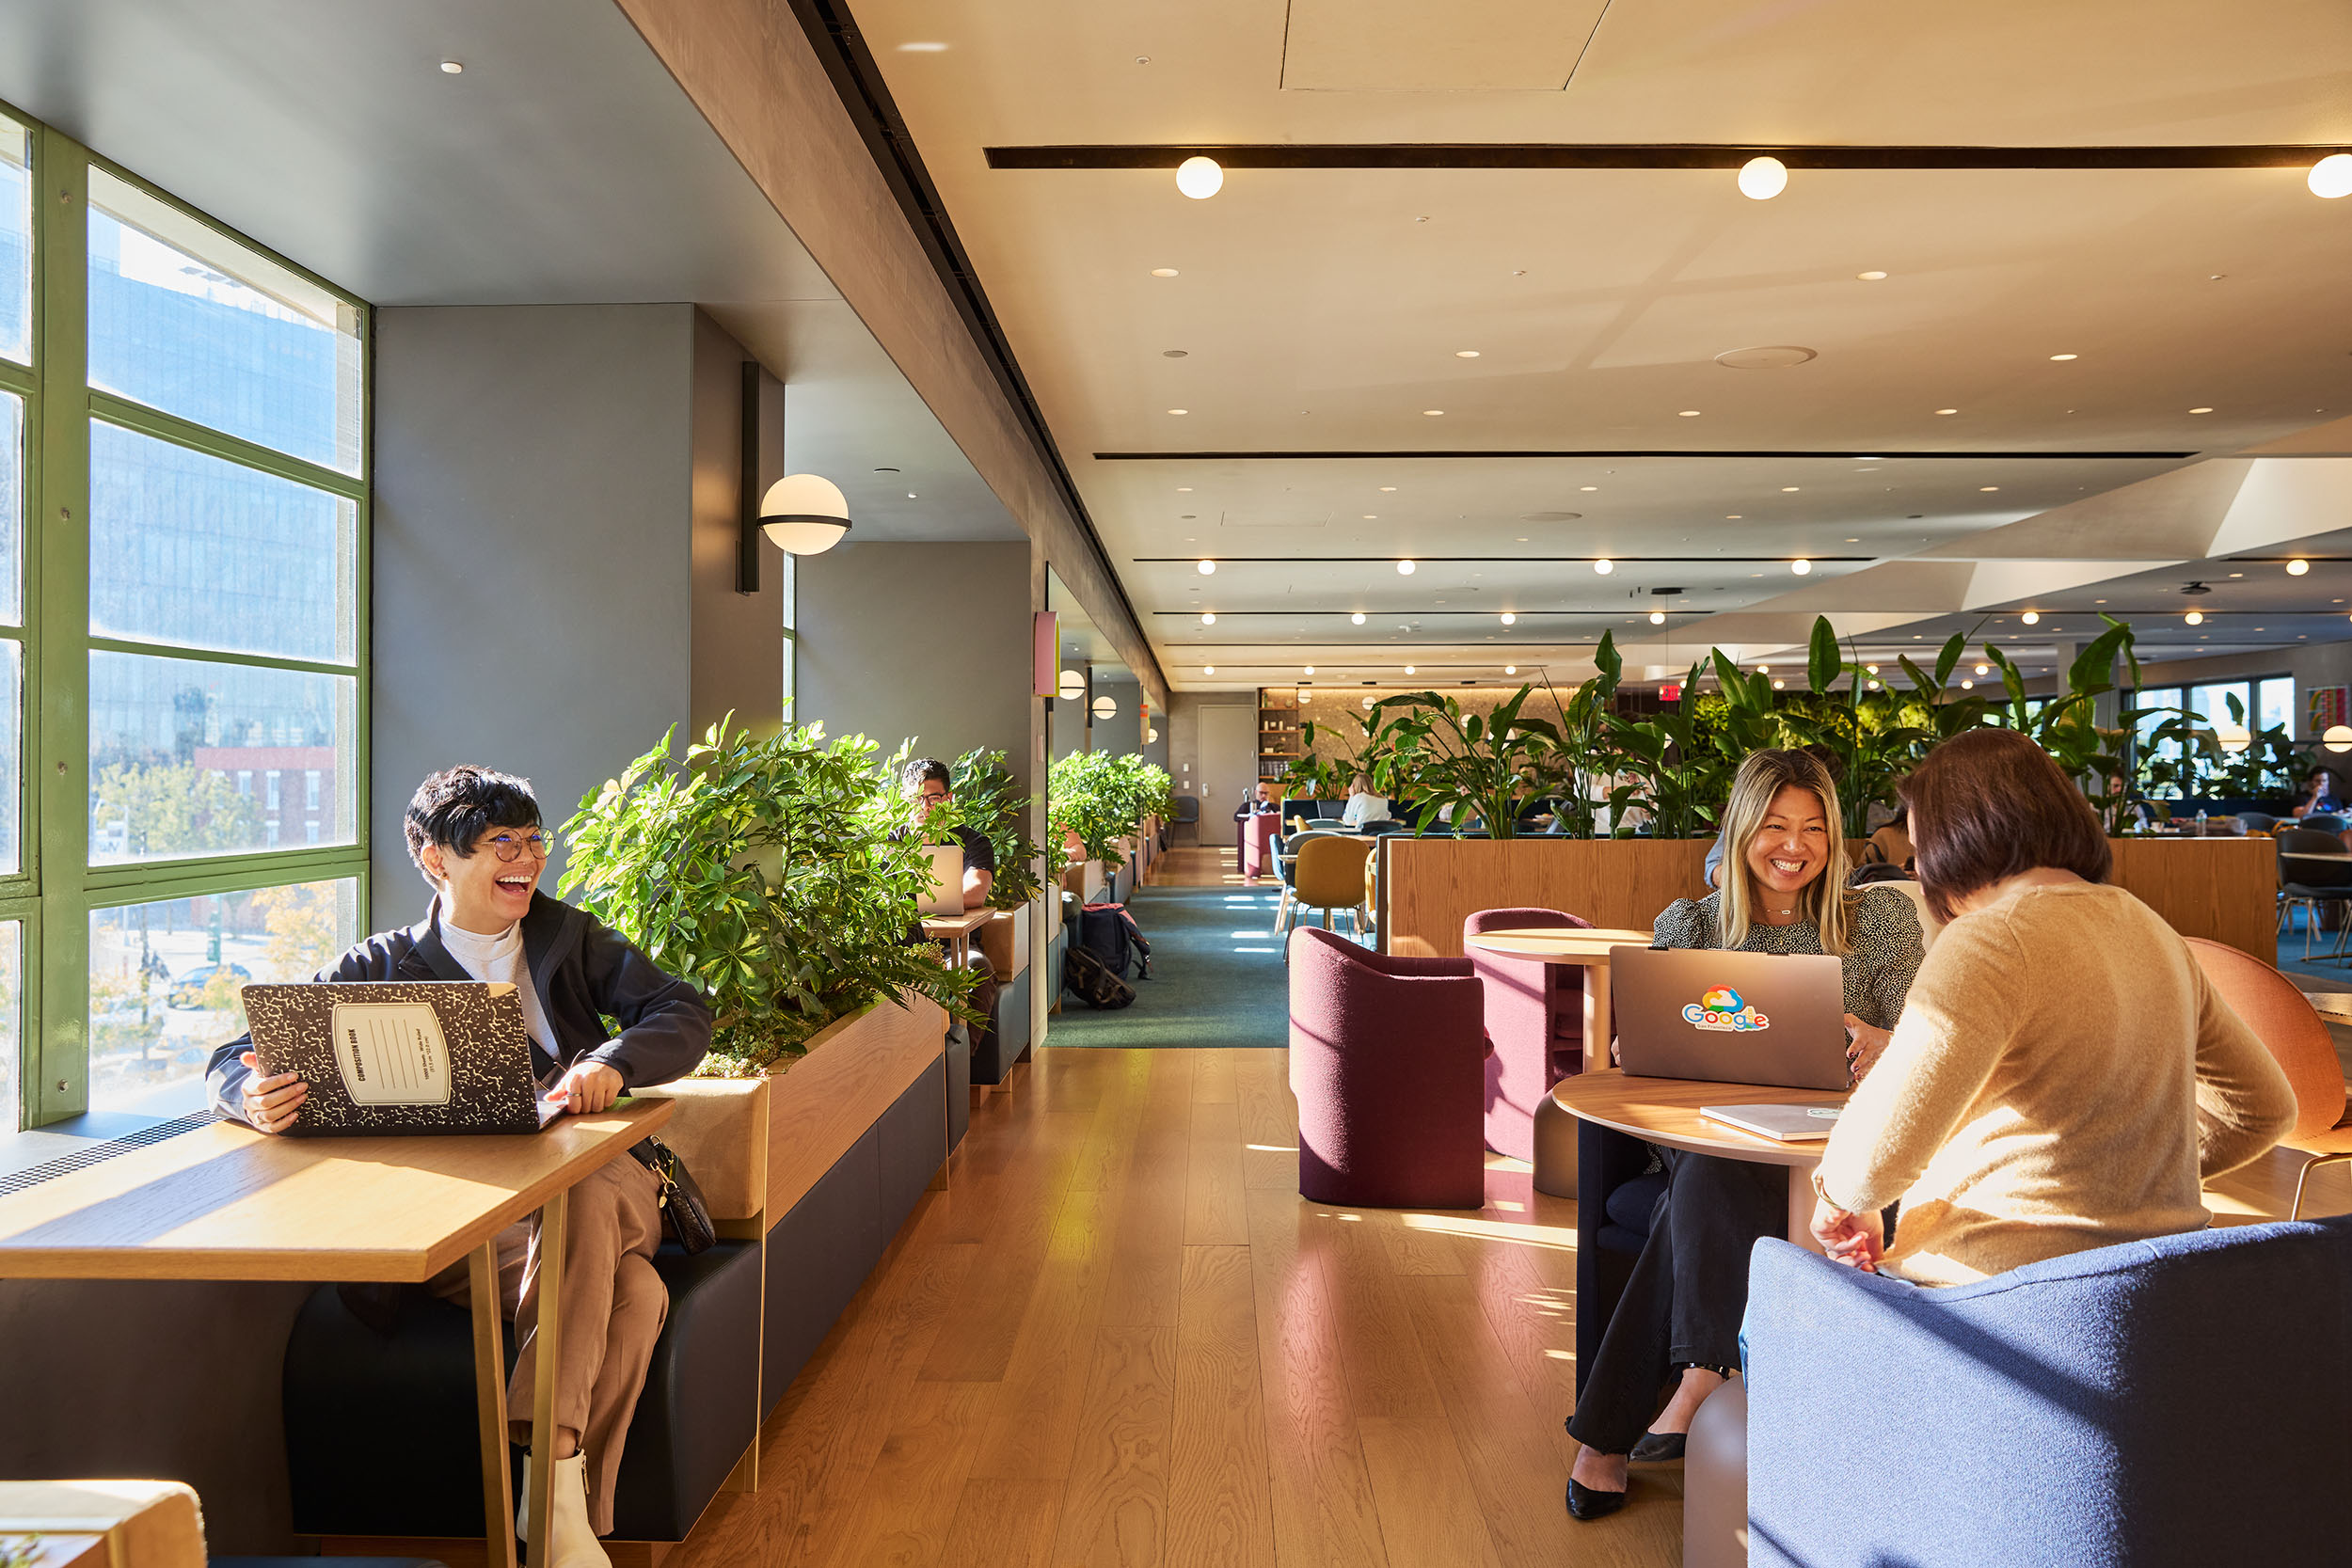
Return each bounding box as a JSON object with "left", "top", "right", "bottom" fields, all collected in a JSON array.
[
  {"left": 1565, "top": 1478, "right": 1628, "bottom": 1521},
  {"left": 1628, "top": 1430, "right": 1687, "bottom": 1463}
]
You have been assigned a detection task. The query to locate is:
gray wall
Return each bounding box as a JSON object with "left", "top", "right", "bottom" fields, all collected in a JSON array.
[
  {"left": 797, "top": 541, "right": 1034, "bottom": 784},
  {"left": 372, "top": 304, "right": 697, "bottom": 920}
]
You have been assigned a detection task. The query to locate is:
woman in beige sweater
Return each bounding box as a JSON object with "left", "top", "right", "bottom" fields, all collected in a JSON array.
[{"left": 1811, "top": 728, "right": 2297, "bottom": 1284}]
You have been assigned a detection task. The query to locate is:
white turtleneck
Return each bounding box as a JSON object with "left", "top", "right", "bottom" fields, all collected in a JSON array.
[{"left": 437, "top": 913, "right": 560, "bottom": 1064}]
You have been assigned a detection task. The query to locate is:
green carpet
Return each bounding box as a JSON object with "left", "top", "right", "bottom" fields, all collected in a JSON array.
[{"left": 1048, "top": 882, "right": 1304, "bottom": 1049}]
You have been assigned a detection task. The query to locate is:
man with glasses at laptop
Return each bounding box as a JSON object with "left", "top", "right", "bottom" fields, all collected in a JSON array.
[
  {"left": 898, "top": 758, "right": 999, "bottom": 1059},
  {"left": 205, "top": 765, "right": 712, "bottom": 1568}
]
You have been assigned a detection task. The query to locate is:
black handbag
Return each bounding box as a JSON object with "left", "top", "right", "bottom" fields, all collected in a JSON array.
[{"left": 630, "top": 1135, "right": 715, "bottom": 1254}]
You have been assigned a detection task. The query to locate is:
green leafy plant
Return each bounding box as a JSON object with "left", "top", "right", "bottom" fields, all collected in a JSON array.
[
  {"left": 1347, "top": 683, "right": 1565, "bottom": 839},
  {"left": 1979, "top": 617, "right": 2148, "bottom": 832},
  {"left": 560, "top": 717, "right": 979, "bottom": 1077},
  {"left": 948, "top": 748, "right": 1046, "bottom": 910},
  {"left": 1048, "top": 750, "right": 1169, "bottom": 864}
]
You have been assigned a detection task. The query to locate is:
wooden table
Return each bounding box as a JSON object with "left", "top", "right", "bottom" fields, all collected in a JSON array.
[
  {"left": 1462, "top": 927, "right": 1652, "bottom": 1070},
  {"left": 921, "top": 908, "right": 993, "bottom": 969},
  {"left": 0, "top": 1101, "right": 672, "bottom": 1568},
  {"left": 1551, "top": 1068, "right": 1847, "bottom": 1250},
  {"left": 2301, "top": 991, "right": 2352, "bottom": 1027}
]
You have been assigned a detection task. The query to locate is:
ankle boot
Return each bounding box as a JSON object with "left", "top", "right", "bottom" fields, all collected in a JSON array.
[{"left": 520, "top": 1452, "right": 612, "bottom": 1568}]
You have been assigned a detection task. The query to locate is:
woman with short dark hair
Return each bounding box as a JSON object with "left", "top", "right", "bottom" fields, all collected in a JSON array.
[
  {"left": 1811, "top": 728, "right": 2297, "bottom": 1284},
  {"left": 208, "top": 766, "right": 711, "bottom": 1567}
]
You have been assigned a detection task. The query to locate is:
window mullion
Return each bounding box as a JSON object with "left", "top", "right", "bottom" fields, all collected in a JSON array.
[{"left": 30, "top": 123, "right": 85, "bottom": 1125}]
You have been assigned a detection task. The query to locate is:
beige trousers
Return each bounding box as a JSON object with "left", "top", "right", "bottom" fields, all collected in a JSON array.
[{"left": 433, "top": 1150, "right": 668, "bottom": 1536}]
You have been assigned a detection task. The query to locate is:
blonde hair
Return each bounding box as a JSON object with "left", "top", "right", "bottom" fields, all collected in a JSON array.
[
  {"left": 1348, "top": 773, "right": 1374, "bottom": 796},
  {"left": 1716, "top": 749, "right": 1853, "bottom": 955}
]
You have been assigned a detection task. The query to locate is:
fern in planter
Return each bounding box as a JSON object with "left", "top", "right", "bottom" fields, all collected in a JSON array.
[
  {"left": 559, "top": 718, "right": 979, "bottom": 1078},
  {"left": 949, "top": 748, "right": 1046, "bottom": 910}
]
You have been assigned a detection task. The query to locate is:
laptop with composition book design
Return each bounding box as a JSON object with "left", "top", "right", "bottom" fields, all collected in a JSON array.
[
  {"left": 1609, "top": 945, "right": 1852, "bottom": 1092},
  {"left": 243, "top": 980, "right": 562, "bottom": 1135}
]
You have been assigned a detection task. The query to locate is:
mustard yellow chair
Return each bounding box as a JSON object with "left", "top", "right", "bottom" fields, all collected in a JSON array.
[{"left": 1285, "top": 834, "right": 1374, "bottom": 942}]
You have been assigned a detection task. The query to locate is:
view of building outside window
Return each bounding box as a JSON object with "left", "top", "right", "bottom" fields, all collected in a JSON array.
[{"left": 88, "top": 879, "right": 357, "bottom": 1117}]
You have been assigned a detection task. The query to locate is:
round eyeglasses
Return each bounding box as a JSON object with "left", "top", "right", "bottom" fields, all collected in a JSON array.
[{"left": 484, "top": 831, "right": 555, "bottom": 863}]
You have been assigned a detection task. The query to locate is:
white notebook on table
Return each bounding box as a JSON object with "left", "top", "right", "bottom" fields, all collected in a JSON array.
[{"left": 1700, "top": 1103, "right": 1844, "bottom": 1143}]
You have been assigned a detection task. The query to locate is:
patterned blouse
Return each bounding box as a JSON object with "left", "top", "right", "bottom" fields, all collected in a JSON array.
[{"left": 1651, "top": 885, "right": 1924, "bottom": 1034}]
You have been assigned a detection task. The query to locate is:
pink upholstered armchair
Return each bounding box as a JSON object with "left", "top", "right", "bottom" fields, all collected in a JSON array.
[
  {"left": 1464, "top": 906, "right": 1593, "bottom": 1161},
  {"left": 1240, "top": 813, "right": 1279, "bottom": 879},
  {"left": 1287, "top": 926, "right": 1490, "bottom": 1208}
]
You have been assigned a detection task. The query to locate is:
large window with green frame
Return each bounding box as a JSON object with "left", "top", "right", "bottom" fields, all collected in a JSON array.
[{"left": 3, "top": 105, "right": 369, "bottom": 1130}]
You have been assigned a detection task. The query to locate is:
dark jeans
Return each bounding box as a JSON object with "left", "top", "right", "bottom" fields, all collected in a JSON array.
[{"left": 1566, "top": 1148, "right": 1786, "bottom": 1455}]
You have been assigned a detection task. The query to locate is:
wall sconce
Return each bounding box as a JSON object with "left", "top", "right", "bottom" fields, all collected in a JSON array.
[
  {"left": 1092, "top": 694, "right": 1119, "bottom": 721},
  {"left": 759, "top": 473, "right": 852, "bottom": 556},
  {"left": 1057, "top": 670, "right": 1087, "bottom": 701},
  {"left": 1145, "top": 725, "right": 1160, "bottom": 744}
]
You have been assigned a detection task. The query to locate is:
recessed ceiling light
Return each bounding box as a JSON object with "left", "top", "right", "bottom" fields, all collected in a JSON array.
[
  {"left": 1980, "top": 485, "right": 2000, "bottom": 492},
  {"left": 1975, "top": 662, "right": 1991, "bottom": 675},
  {"left": 2185, "top": 610, "right": 2204, "bottom": 626},
  {"left": 2022, "top": 610, "right": 2040, "bottom": 625},
  {"left": 1781, "top": 486, "right": 1800, "bottom": 492},
  {"left": 1202, "top": 664, "right": 1215, "bottom": 674},
  {"left": 1865, "top": 664, "right": 1880, "bottom": 674},
  {"left": 1351, "top": 611, "right": 1366, "bottom": 625},
  {"left": 1772, "top": 678, "right": 1787, "bottom": 689},
  {"left": 1790, "top": 559, "right": 1812, "bottom": 576},
  {"left": 1176, "top": 486, "right": 1192, "bottom": 492},
  {"left": 1197, "top": 559, "right": 1216, "bottom": 575},
  {"left": 439, "top": 59, "right": 466, "bottom": 73},
  {"left": 1455, "top": 350, "right": 1480, "bottom": 358},
  {"left": 1935, "top": 408, "right": 1959, "bottom": 416},
  {"left": 1725, "top": 515, "right": 1742, "bottom": 519},
  {"left": 2049, "top": 353, "right": 2079, "bottom": 361},
  {"left": 2188, "top": 406, "right": 2214, "bottom": 414},
  {"left": 1960, "top": 678, "right": 1974, "bottom": 689},
  {"left": 1738, "top": 156, "right": 1788, "bottom": 199},
  {"left": 1396, "top": 560, "right": 1416, "bottom": 576},
  {"left": 1422, "top": 409, "right": 1445, "bottom": 417},
  {"left": 1168, "top": 408, "right": 1188, "bottom": 415},
  {"left": 1176, "top": 156, "right": 1224, "bottom": 199},
  {"left": 1856, "top": 270, "right": 1887, "bottom": 281},
  {"left": 1504, "top": 664, "right": 1518, "bottom": 675},
  {"left": 1405, "top": 665, "right": 1416, "bottom": 674},
  {"left": 1756, "top": 663, "right": 1771, "bottom": 673},
  {"left": 2230, "top": 572, "right": 2243, "bottom": 578},
  {"left": 1649, "top": 609, "right": 1666, "bottom": 625},
  {"left": 897, "top": 40, "right": 950, "bottom": 52},
  {"left": 906, "top": 492, "right": 918, "bottom": 499},
  {"left": 1501, "top": 612, "right": 1517, "bottom": 626},
  {"left": 1517, "top": 536, "right": 1529, "bottom": 542},
  {"left": 1151, "top": 268, "right": 1179, "bottom": 277},
  {"left": 1378, "top": 485, "right": 1397, "bottom": 492},
  {"left": 2309, "top": 152, "right": 2352, "bottom": 198},
  {"left": 1845, "top": 538, "right": 1860, "bottom": 543},
  {"left": 1200, "top": 611, "right": 1216, "bottom": 625},
  {"left": 2289, "top": 559, "right": 2311, "bottom": 576},
  {"left": 1593, "top": 559, "right": 1614, "bottom": 576},
  {"left": 1678, "top": 409, "right": 1703, "bottom": 418}
]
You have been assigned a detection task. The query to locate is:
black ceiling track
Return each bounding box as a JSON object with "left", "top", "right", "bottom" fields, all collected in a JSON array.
[
  {"left": 988, "top": 142, "right": 2348, "bottom": 171},
  {"left": 782, "top": 0, "right": 1152, "bottom": 655},
  {"left": 1094, "top": 450, "right": 2195, "bottom": 462}
]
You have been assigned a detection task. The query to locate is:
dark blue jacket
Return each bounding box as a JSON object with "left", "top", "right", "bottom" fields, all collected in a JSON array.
[{"left": 205, "top": 892, "right": 711, "bottom": 1123}]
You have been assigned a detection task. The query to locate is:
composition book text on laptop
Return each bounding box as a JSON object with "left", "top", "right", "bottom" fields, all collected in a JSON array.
[{"left": 243, "top": 980, "right": 561, "bottom": 1136}]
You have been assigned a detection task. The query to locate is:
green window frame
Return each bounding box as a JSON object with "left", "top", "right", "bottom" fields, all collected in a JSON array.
[{"left": 7, "top": 105, "right": 370, "bottom": 1130}]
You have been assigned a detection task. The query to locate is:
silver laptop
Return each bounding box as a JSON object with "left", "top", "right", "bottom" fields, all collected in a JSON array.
[
  {"left": 1611, "top": 945, "right": 1851, "bottom": 1091},
  {"left": 917, "top": 843, "right": 968, "bottom": 916}
]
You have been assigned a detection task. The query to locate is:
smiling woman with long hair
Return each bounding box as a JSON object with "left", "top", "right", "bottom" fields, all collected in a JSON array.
[{"left": 1566, "top": 748, "right": 1925, "bottom": 1520}]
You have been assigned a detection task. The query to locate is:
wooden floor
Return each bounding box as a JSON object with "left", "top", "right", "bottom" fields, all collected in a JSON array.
[{"left": 664, "top": 845, "right": 2348, "bottom": 1568}]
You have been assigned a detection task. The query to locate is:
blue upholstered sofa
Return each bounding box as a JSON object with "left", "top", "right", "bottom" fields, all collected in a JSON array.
[{"left": 1699, "top": 1216, "right": 2352, "bottom": 1567}]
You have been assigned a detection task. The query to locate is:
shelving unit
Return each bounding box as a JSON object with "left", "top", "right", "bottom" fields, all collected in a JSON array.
[{"left": 1257, "top": 688, "right": 1302, "bottom": 781}]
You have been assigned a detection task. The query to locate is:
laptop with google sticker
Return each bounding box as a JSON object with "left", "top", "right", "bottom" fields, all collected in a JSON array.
[
  {"left": 1609, "top": 945, "right": 1852, "bottom": 1092},
  {"left": 242, "top": 980, "right": 562, "bottom": 1134}
]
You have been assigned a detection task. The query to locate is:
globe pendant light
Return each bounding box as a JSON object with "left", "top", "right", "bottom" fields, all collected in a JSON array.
[
  {"left": 1738, "top": 156, "right": 1788, "bottom": 199},
  {"left": 1176, "top": 156, "right": 1224, "bottom": 198},
  {"left": 759, "top": 473, "right": 852, "bottom": 554}
]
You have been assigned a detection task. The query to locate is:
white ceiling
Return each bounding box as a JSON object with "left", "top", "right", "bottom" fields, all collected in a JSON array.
[
  {"left": 856, "top": 0, "right": 2352, "bottom": 690},
  {"left": 0, "top": 0, "right": 1024, "bottom": 545}
]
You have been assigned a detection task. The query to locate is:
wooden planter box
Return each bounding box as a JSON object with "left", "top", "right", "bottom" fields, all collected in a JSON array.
[
  {"left": 1378, "top": 834, "right": 2277, "bottom": 959},
  {"left": 633, "top": 990, "right": 949, "bottom": 1224},
  {"left": 980, "top": 902, "right": 1031, "bottom": 978}
]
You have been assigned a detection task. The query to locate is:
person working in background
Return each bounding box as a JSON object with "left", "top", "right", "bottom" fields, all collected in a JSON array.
[
  {"left": 1810, "top": 728, "right": 2295, "bottom": 1284},
  {"left": 1234, "top": 779, "right": 1279, "bottom": 842},
  {"left": 1566, "top": 748, "right": 1922, "bottom": 1522},
  {"left": 209, "top": 767, "right": 712, "bottom": 1568},
  {"left": 1340, "top": 772, "right": 1391, "bottom": 830},
  {"left": 2291, "top": 766, "right": 2344, "bottom": 819},
  {"left": 900, "top": 758, "right": 999, "bottom": 1058},
  {"left": 1865, "top": 804, "right": 1915, "bottom": 872}
]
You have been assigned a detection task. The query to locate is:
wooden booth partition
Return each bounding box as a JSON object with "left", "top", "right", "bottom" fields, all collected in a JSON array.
[
  {"left": 1377, "top": 833, "right": 2278, "bottom": 961},
  {"left": 2106, "top": 837, "right": 2276, "bottom": 958},
  {"left": 1377, "top": 837, "right": 1714, "bottom": 958}
]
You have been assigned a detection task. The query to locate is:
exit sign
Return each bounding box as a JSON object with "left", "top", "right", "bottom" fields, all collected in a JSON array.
[{"left": 1661, "top": 683, "right": 1683, "bottom": 702}]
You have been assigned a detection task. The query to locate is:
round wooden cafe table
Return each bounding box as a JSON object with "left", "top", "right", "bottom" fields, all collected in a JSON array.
[{"left": 1552, "top": 1068, "right": 1848, "bottom": 1252}]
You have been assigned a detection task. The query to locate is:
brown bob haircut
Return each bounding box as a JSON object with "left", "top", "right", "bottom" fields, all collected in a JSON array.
[{"left": 1899, "top": 727, "right": 2112, "bottom": 924}]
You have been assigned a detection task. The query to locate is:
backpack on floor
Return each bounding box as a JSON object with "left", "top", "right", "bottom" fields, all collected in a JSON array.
[
  {"left": 1080, "top": 901, "right": 1152, "bottom": 979},
  {"left": 1062, "top": 943, "right": 1136, "bottom": 1009}
]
